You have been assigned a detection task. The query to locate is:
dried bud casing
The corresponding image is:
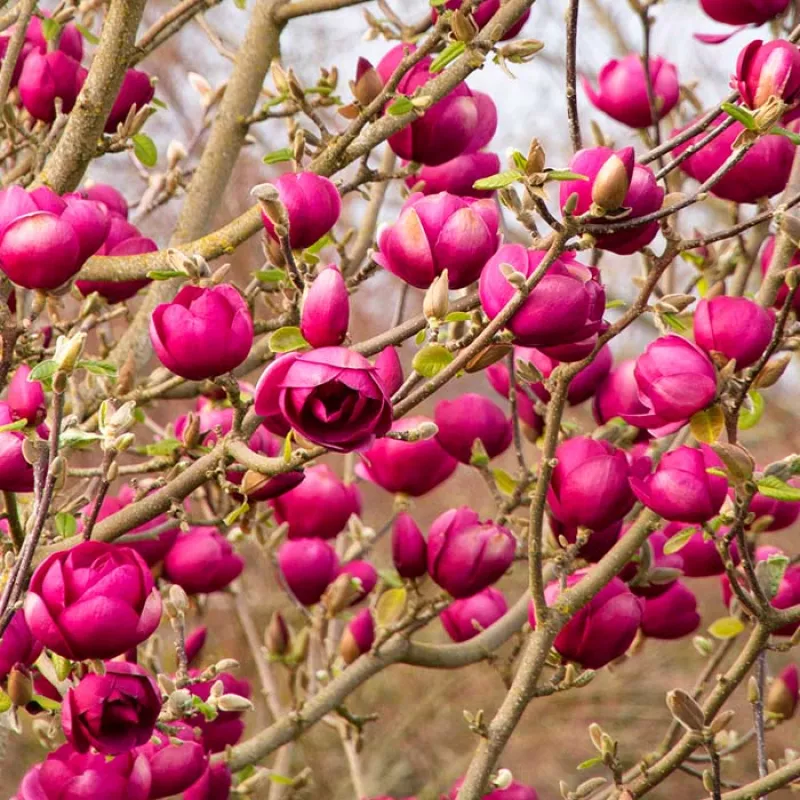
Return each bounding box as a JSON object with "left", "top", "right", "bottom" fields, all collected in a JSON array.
[
  {"left": 591, "top": 154, "right": 631, "bottom": 212},
  {"left": 7, "top": 665, "right": 32, "bottom": 707},
  {"left": 339, "top": 627, "right": 362, "bottom": 665},
  {"left": 352, "top": 58, "right": 383, "bottom": 106},
  {"left": 451, "top": 10, "right": 478, "bottom": 42},
  {"left": 265, "top": 611, "right": 290, "bottom": 657},
  {"left": 526, "top": 138, "right": 546, "bottom": 175},
  {"left": 766, "top": 666, "right": 799, "bottom": 720}
]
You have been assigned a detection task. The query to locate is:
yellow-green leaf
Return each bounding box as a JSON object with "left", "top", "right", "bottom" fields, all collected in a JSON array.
[
  {"left": 492, "top": 468, "right": 518, "bottom": 496},
  {"left": 708, "top": 616, "right": 745, "bottom": 640},
  {"left": 132, "top": 134, "right": 157, "bottom": 168},
  {"left": 690, "top": 405, "right": 724, "bottom": 444},
  {"left": 269, "top": 326, "right": 308, "bottom": 353},
  {"left": 375, "top": 587, "right": 407, "bottom": 629},
  {"left": 473, "top": 170, "right": 522, "bottom": 191},
  {"left": 412, "top": 344, "right": 453, "bottom": 378},
  {"left": 663, "top": 526, "right": 696, "bottom": 555},
  {"left": 756, "top": 474, "right": 800, "bottom": 502},
  {"left": 738, "top": 390, "right": 764, "bottom": 431}
]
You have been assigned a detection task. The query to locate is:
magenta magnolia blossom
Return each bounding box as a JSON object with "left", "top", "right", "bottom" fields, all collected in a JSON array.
[
  {"left": 338, "top": 560, "right": 378, "bottom": 604},
  {"left": 747, "top": 481, "right": 800, "bottom": 531},
  {"left": 23, "top": 541, "right": 162, "bottom": 661},
  {"left": 592, "top": 359, "right": 651, "bottom": 440},
  {"left": 479, "top": 244, "right": 606, "bottom": 354},
  {"left": 0, "top": 185, "right": 109, "bottom": 290},
  {"left": 375, "top": 191, "right": 499, "bottom": 289},
  {"left": 392, "top": 512, "right": 428, "bottom": 579},
  {"left": 631, "top": 445, "right": 728, "bottom": 523},
  {"left": 700, "top": 0, "right": 790, "bottom": 25},
  {"left": 559, "top": 147, "right": 665, "bottom": 255},
  {"left": 342, "top": 608, "right": 375, "bottom": 662},
  {"left": 432, "top": 0, "right": 530, "bottom": 39},
  {"left": 641, "top": 582, "right": 701, "bottom": 640},
  {"left": 0, "top": 401, "right": 44, "bottom": 492},
  {"left": 13, "top": 745, "right": 152, "bottom": 800},
  {"left": 188, "top": 671, "right": 251, "bottom": 753},
  {"left": 135, "top": 723, "right": 208, "bottom": 799},
  {"left": 184, "top": 763, "right": 233, "bottom": 800},
  {"left": 441, "top": 587, "right": 508, "bottom": 643},
  {"left": 7, "top": 364, "right": 45, "bottom": 426},
  {"left": 736, "top": 40, "right": 800, "bottom": 109},
  {"left": 427, "top": 507, "right": 515, "bottom": 598},
  {"left": 61, "top": 662, "right": 161, "bottom": 754},
  {"left": 255, "top": 346, "right": 393, "bottom": 452},
  {"left": 672, "top": 114, "right": 795, "bottom": 204},
  {"left": 357, "top": 416, "right": 458, "bottom": 496},
  {"left": 0, "top": 610, "right": 42, "bottom": 682},
  {"left": 434, "top": 393, "right": 512, "bottom": 464},
  {"left": 548, "top": 437, "right": 637, "bottom": 531},
  {"left": 301, "top": 265, "right": 349, "bottom": 347},
  {"left": 486, "top": 354, "right": 545, "bottom": 436},
  {"left": 18, "top": 50, "right": 87, "bottom": 123},
  {"left": 670, "top": 523, "right": 739, "bottom": 578},
  {"left": 163, "top": 527, "right": 245, "bottom": 595},
  {"left": 373, "top": 345, "right": 403, "bottom": 397},
  {"left": 105, "top": 68, "right": 154, "bottom": 132},
  {"left": 261, "top": 172, "right": 341, "bottom": 250},
  {"left": 277, "top": 537, "right": 339, "bottom": 605},
  {"left": 583, "top": 55, "right": 679, "bottom": 128},
  {"left": 530, "top": 572, "right": 643, "bottom": 669},
  {"left": 550, "top": 517, "right": 622, "bottom": 564},
  {"left": 694, "top": 296, "right": 774, "bottom": 368},
  {"left": 448, "top": 778, "right": 539, "bottom": 800},
  {"left": 411, "top": 151, "right": 502, "bottom": 198},
  {"left": 520, "top": 344, "right": 613, "bottom": 406},
  {"left": 150, "top": 284, "right": 254, "bottom": 380}
]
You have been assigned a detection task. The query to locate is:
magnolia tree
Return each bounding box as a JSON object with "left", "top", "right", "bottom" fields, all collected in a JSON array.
[{"left": 1, "top": 0, "right": 800, "bottom": 798}]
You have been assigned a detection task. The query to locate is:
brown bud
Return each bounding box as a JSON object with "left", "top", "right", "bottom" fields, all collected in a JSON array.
[
  {"left": 251, "top": 183, "right": 288, "bottom": 229},
  {"left": 271, "top": 62, "right": 290, "bottom": 95},
  {"left": 7, "top": 665, "right": 33, "bottom": 707},
  {"left": 352, "top": 65, "right": 382, "bottom": 107},
  {"left": 423, "top": 270, "right": 450, "bottom": 322},
  {"left": 754, "top": 354, "right": 792, "bottom": 389},
  {"left": 451, "top": 9, "right": 478, "bottom": 42},
  {"left": 181, "top": 412, "right": 201, "bottom": 450},
  {"left": 666, "top": 689, "right": 705, "bottom": 732},
  {"left": 766, "top": 666, "right": 798, "bottom": 720},
  {"left": 265, "top": 611, "right": 290, "bottom": 657},
  {"left": 591, "top": 154, "right": 631, "bottom": 212},
  {"left": 465, "top": 342, "right": 514, "bottom": 373},
  {"left": 339, "top": 627, "right": 362, "bottom": 665},
  {"left": 240, "top": 470, "right": 271, "bottom": 497},
  {"left": 322, "top": 573, "right": 361, "bottom": 617},
  {"left": 526, "top": 138, "right": 546, "bottom": 175},
  {"left": 710, "top": 443, "right": 755, "bottom": 484}
]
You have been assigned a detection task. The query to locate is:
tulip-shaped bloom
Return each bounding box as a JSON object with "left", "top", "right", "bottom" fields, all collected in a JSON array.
[
  {"left": 8, "top": 364, "right": 45, "bottom": 426},
  {"left": 105, "top": 69, "right": 154, "bottom": 133},
  {"left": 672, "top": 115, "right": 794, "bottom": 204},
  {"left": 772, "top": 564, "right": 800, "bottom": 637},
  {"left": 185, "top": 626, "right": 207, "bottom": 666},
  {"left": 631, "top": 445, "right": 728, "bottom": 523},
  {"left": 272, "top": 464, "right": 360, "bottom": 540},
  {"left": 761, "top": 235, "right": 800, "bottom": 312},
  {"left": 341, "top": 608, "right": 375, "bottom": 663},
  {"left": 135, "top": 723, "right": 208, "bottom": 799},
  {"left": 486, "top": 355, "right": 545, "bottom": 435},
  {"left": 641, "top": 582, "right": 701, "bottom": 640},
  {"left": 255, "top": 346, "right": 393, "bottom": 452},
  {"left": 583, "top": 55, "right": 679, "bottom": 128},
  {"left": 0, "top": 185, "right": 110, "bottom": 290},
  {"left": 338, "top": 560, "right": 378, "bottom": 604},
  {"left": 376, "top": 192, "right": 499, "bottom": 289},
  {"left": 441, "top": 587, "right": 508, "bottom": 643},
  {"left": 550, "top": 517, "right": 623, "bottom": 564},
  {"left": 592, "top": 359, "right": 651, "bottom": 440},
  {"left": 700, "top": 0, "right": 790, "bottom": 25},
  {"left": 427, "top": 507, "right": 515, "bottom": 598},
  {"left": 13, "top": 744, "right": 152, "bottom": 800},
  {"left": 163, "top": 528, "right": 244, "bottom": 595},
  {"left": 18, "top": 50, "right": 87, "bottom": 123},
  {"left": 479, "top": 244, "right": 606, "bottom": 353},
  {"left": 411, "top": 151, "right": 502, "bottom": 198},
  {"left": 694, "top": 296, "right": 774, "bottom": 369},
  {"left": 522, "top": 345, "right": 613, "bottom": 406},
  {"left": 448, "top": 779, "right": 539, "bottom": 800},
  {"left": 530, "top": 572, "right": 643, "bottom": 669},
  {"left": 23, "top": 541, "right": 162, "bottom": 661},
  {"left": 176, "top": 399, "right": 305, "bottom": 502},
  {"left": 621, "top": 335, "right": 717, "bottom": 432},
  {"left": 0, "top": 610, "right": 42, "bottom": 681},
  {"left": 77, "top": 183, "right": 128, "bottom": 218},
  {"left": 150, "top": 284, "right": 253, "bottom": 380},
  {"left": 737, "top": 40, "right": 800, "bottom": 109},
  {"left": 434, "top": 393, "right": 512, "bottom": 464},
  {"left": 357, "top": 416, "right": 458, "bottom": 496},
  {"left": 748, "top": 485, "right": 800, "bottom": 531},
  {"left": 559, "top": 147, "right": 665, "bottom": 255},
  {"left": 392, "top": 512, "right": 428, "bottom": 579},
  {"left": 301, "top": 265, "right": 349, "bottom": 347},
  {"left": 374, "top": 345, "right": 403, "bottom": 396},
  {"left": 0, "top": 402, "right": 41, "bottom": 492},
  {"left": 261, "top": 172, "right": 341, "bottom": 250},
  {"left": 76, "top": 215, "right": 156, "bottom": 304},
  {"left": 432, "top": 0, "right": 530, "bottom": 38},
  {"left": 767, "top": 664, "right": 799, "bottom": 720},
  {"left": 184, "top": 763, "right": 233, "bottom": 800},
  {"left": 277, "top": 538, "right": 340, "bottom": 605},
  {"left": 187, "top": 671, "right": 251, "bottom": 753},
  {"left": 376, "top": 45, "right": 487, "bottom": 166},
  {"left": 548, "top": 437, "right": 636, "bottom": 531},
  {"left": 62, "top": 662, "right": 161, "bottom": 754},
  {"left": 671, "top": 523, "right": 739, "bottom": 578}
]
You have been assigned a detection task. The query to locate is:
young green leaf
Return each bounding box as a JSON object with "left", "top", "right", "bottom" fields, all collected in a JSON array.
[{"left": 132, "top": 134, "right": 158, "bottom": 167}]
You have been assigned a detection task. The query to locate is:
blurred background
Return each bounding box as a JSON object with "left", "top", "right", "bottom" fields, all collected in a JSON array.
[{"left": 2, "top": 0, "right": 799, "bottom": 797}]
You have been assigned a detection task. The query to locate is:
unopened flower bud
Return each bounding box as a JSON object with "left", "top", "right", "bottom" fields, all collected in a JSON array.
[
  {"left": 493, "top": 769, "right": 513, "bottom": 790},
  {"left": 251, "top": 183, "right": 288, "bottom": 229},
  {"left": 53, "top": 332, "right": 87, "bottom": 373},
  {"left": 265, "top": 611, "right": 290, "bottom": 657},
  {"left": 666, "top": 688, "right": 705, "bottom": 732},
  {"left": 169, "top": 584, "right": 189, "bottom": 614},
  {"left": 766, "top": 664, "right": 798, "bottom": 720},
  {"left": 526, "top": 138, "right": 546, "bottom": 175},
  {"left": 352, "top": 57, "right": 383, "bottom": 106},
  {"left": 339, "top": 609, "right": 374, "bottom": 665},
  {"left": 271, "top": 62, "right": 290, "bottom": 94},
  {"left": 216, "top": 693, "right": 254, "bottom": 713},
  {"left": 755, "top": 354, "right": 792, "bottom": 389},
  {"left": 181, "top": 412, "right": 201, "bottom": 450},
  {"left": 423, "top": 269, "right": 450, "bottom": 322},
  {"left": 451, "top": 9, "right": 478, "bottom": 41},
  {"left": 591, "top": 150, "right": 633, "bottom": 212},
  {"left": 7, "top": 664, "right": 32, "bottom": 707},
  {"left": 167, "top": 140, "right": 187, "bottom": 170}
]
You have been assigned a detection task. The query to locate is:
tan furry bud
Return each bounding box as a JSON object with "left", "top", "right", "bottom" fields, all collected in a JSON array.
[
  {"left": 591, "top": 154, "right": 631, "bottom": 212},
  {"left": 423, "top": 270, "right": 450, "bottom": 322}
]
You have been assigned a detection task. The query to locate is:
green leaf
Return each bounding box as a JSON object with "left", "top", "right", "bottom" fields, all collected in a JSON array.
[
  {"left": 224, "top": 501, "right": 249, "bottom": 526},
  {"left": 706, "top": 467, "right": 728, "bottom": 478},
  {"left": 577, "top": 756, "right": 604, "bottom": 770},
  {"left": 31, "top": 693, "right": 61, "bottom": 712},
  {"left": 0, "top": 690, "right": 10, "bottom": 713},
  {"left": 680, "top": 250, "right": 705, "bottom": 268},
  {"left": 132, "top": 133, "right": 158, "bottom": 167},
  {"left": 269, "top": 326, "right": 308, "bottom": 353},
  {"left": 137, "top": 438, "right": 181, "bottom": 457},
  {"left": 191, "top": 695, "right": 218, "bottom": 721},
  {"left": 234, "top": 0, "right": 246, "bottom": 8},
  {"left": 262, "top": 147, "right": 293, "bottom": 165},
  {"left": 492, "top": 468, "right": 518, "bottom": 496},
  {"left": 28, "top": 360, "right": 57, "bottom": 383},
  {"left": 59, "top": 429, "right": 102, "bottom": 450},
  {"left": 282, "top": 430, "right": 293, "bottom": 463},
  {"left": 269, "top": 775, "right": 295, "bottom": 786},
  {"left": 74, "top": 22, "right": 99, "bottom": 44},
  {"left": 605, "top": 298, "right": 626, "bottom": 309},
  {"left": 388, "top": 95, "right": 414, "bottom": 116},
  {"left": 472, "top": 170, "right": 522, "bottom": 191},
  {"left": 41, "top": 17, "right": 61, "bottom": 42},
  {"left": 412, "top": 344, "right": 453, "bottom": 378},
  {"left": 255, "top": 268, "right": 286, "bottom": 284},
  {"left": 151, "top": 97, "right": 168, "bottom": 110},
  {"left": 430, "top": 0, "right": 447, "bottom": 6},
  {"left": 738, "top": 390, "right": 764, "bottom": 431},
  {"left": 663, "top": 526, "right": 696, "bottom": 555},
  {"left": 708, "top": 616, "right": 745, "bottom": 640},
  {"left": 721, "top": 102, "right": 757, "bottom": 131},
  {"left": 147, "top": 269, "right": 185, "bottom": 281},
  {"left": 51, "top": 653, "right": 72, "bottom": 682},
  {"left": 444, "top": 311, "right": 471, "bottom": 323},
  {"left": 430, "top": 41, "right": 466, "bottom": 73},
  {"left": 756, "top": 474, "right": 800, "bottom": 502},
  {"left": 55, "top": 512, "right": 77, "bottom": 539},
  {"left": 78, "top": 360, "right": 117, "bottom": 378},
  {"left": 304, "top": 233, "right": 333, "bottom": 256},
  {"left": 544, "top": 169, "right": 589, "bottom": 182},
  {"left": 772, "top": 126, "right": 800, "bottom": 145},
  {"left": 375, "top": 587, "right": 407, "bottom": 628},
  {"left": 469, "top": 439, "right": 490, "bottom": 468},
  {"left": 661, "top": 311, "right": 688, "bottom": 332},
  {"left": 377, "top": 568, "right": 403, "bottom": 589},
  {"left": 510, "top": 150, "right": 528, "bottom": 172},
  {"left": 763, "top": 554, "right": 789, "bottom": 598},
  {"left": 690, "top": 405, "right": 724, "bottom": 444},
  {"left": 0, "top": 419, "right": 27, "bottom": 433},
  {"left": 414, "top": 329, "right": 426, "bottom": 346}
]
